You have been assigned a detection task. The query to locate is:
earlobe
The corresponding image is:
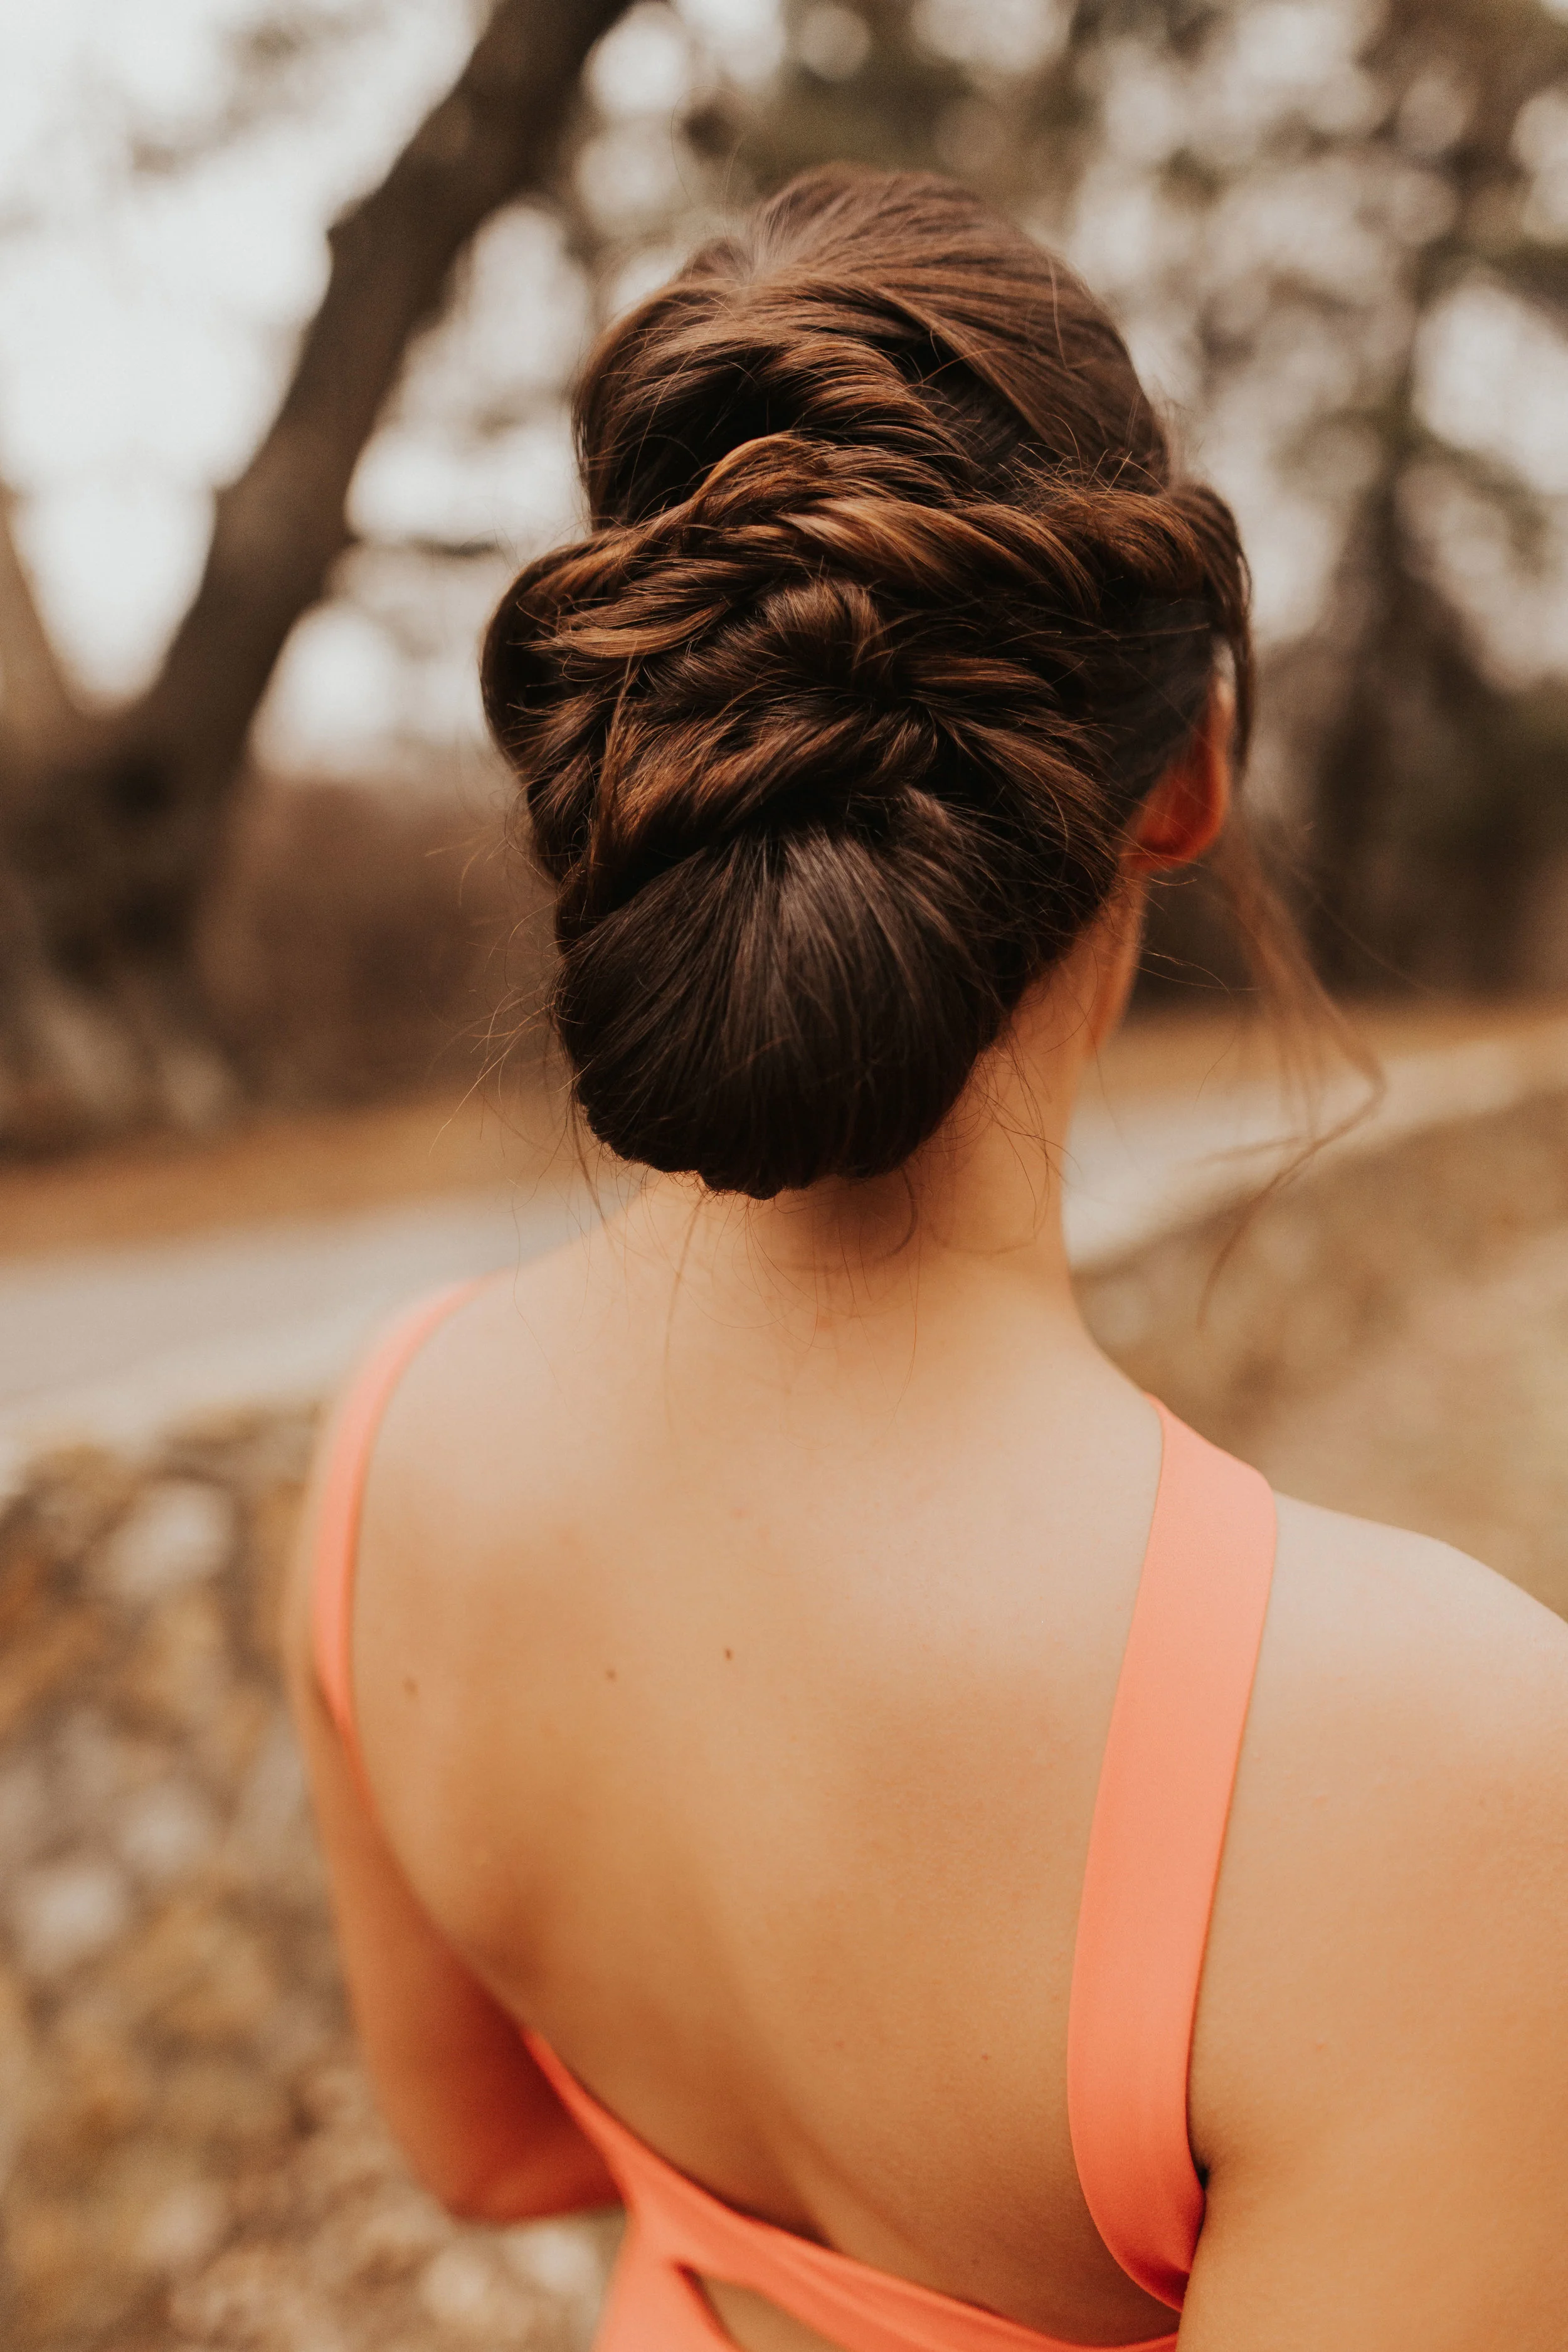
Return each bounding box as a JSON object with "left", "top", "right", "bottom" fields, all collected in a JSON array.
[{"left": 1125, "top": 686, "right": 1234, "bottom": 874}]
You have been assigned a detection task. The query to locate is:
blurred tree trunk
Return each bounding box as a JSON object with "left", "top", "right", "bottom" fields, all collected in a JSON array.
[
  {"left": 0, "top": 0, "right": 631, "bottom": 1150},
  {"left": 1299, "top": 0, "right": 1565, "bottom": 991}
]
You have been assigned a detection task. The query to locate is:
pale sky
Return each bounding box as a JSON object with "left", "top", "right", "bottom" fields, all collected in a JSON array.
[
  {"left": 0, "top": 0, "right": 787, "bottom": 776},
  {"left": 0, "top": 3, "right": 489, "bottom": 701}
]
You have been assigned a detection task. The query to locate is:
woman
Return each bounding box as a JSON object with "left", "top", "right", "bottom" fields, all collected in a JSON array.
[{"left": 285, "top": 169, "right": 1568, "bottom": 2351}]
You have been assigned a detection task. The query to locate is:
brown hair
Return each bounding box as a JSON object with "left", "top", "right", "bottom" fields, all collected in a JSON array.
[{"left": 483, "top": 166, "right": 1256, "bottom": 1198}]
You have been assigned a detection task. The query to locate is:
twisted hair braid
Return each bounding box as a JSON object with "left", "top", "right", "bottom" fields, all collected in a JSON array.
[{"left": 484, "top": 167, "right": 1256, "bottom": 1197}]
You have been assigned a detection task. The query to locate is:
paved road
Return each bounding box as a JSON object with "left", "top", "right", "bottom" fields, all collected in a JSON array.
[{"left": 3, "top": 1020, "right": 1565, "bottom": 1491}]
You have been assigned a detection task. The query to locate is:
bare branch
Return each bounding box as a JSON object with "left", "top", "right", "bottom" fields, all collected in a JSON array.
[
  {"left": 139, "top": 0, "right": 633, "bottom": 802},
  {"left": 0, "top": 482, "right": 81, "bottom": 753}
]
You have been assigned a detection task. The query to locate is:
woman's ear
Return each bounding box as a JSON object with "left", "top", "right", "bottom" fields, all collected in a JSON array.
[{"left": 1124, "top": 681, "right": 1234, "bottom": 874}]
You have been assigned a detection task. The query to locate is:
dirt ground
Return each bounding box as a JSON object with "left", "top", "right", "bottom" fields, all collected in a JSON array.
[{"left": 0, "top": 1082, "right": 566, "bottom": 1262}]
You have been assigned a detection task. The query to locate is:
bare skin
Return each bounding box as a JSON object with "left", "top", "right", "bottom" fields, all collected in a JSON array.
[{"left": 286, "top": 709, "right": 1568, "bottom": 2350}]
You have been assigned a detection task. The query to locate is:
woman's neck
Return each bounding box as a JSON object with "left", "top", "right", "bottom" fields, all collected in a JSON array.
[{"left": 617, "top": 939, "right": 1114, "bottom": 1359}]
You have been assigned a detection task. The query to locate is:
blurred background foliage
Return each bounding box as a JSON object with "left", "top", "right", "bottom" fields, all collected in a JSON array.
[{"left": 3, "top": 0, "right": 1568, "bottom": 1152}]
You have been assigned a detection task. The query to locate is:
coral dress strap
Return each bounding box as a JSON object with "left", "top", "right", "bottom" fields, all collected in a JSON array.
[
  {"left": 1066, "top": 1402, "right": 1276, "bottom": 2310},
  {"left": 310, "top": 1280, "right": 485, "bottom": 1783}
]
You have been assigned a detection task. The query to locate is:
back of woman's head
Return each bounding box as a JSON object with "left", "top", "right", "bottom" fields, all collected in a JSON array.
[{"left": 483, "top": 166, "right": 1253, "bottom": 1197}]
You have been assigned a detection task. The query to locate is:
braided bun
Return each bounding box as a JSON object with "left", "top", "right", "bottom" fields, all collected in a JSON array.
[{"left": 484, "top": 167, "right": 1251, "bottom": 1197}]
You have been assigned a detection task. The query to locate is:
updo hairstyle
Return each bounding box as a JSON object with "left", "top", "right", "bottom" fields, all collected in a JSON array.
[{"left": 482, "top": 167, "right": 1253, "bottom": 1198}]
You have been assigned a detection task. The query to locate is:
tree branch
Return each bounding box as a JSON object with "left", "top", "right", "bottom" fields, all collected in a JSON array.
[
  {"left": 139, "top": 0, "right": 633, "bottom": 800},
  {"left": 0, "top": 482, "right": 81, "bottom": 753}
]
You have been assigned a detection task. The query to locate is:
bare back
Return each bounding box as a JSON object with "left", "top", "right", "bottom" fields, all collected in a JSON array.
[{"left": 315, "top": 1195, "right": 1568, "bottom": 2352}]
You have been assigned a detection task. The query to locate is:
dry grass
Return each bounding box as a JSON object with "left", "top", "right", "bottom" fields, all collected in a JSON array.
[{"left": 1079, "top": 1084, "right": 1568, "bottom": 1618}]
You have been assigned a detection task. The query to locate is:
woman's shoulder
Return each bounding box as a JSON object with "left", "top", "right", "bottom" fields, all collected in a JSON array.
[
  {"left": 1234, "top": 1488, "right": 1568, "bottom": 2009},
  {"left": 367, "top": 1233, "right": 628, "bottom": 1537},
  {"left": 1264, "top": 1488, "right": 1568, "bottom": 1788},
  {"left": 1180, "top": 1486, "right": 1568, "bottom": 2339}
]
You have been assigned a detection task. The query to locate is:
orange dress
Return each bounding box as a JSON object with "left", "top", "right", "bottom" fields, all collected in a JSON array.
[{"left": 312, "top": 1283, "right": 1276, "bottom": 2351}]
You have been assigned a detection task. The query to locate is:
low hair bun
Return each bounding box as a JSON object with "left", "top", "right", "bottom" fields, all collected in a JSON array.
[{"left": 483, "top": 166, "right": 1252, "bottom": 1197}]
